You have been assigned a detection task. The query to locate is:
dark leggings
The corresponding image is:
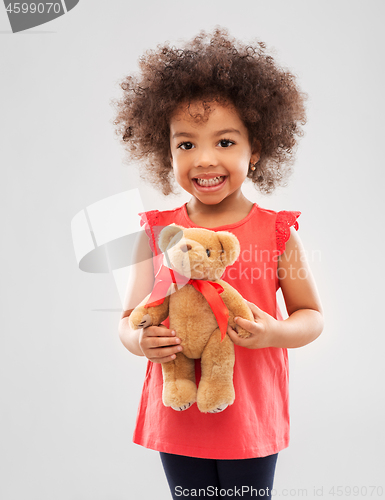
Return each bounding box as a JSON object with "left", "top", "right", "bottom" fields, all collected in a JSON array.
[{"left": 160, "top": 452, "right": 278, "bottom": 499}]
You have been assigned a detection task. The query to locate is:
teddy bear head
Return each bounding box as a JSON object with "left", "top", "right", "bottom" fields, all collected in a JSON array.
[{"left": 158, "top": 224, "right": 240, "bottom": 281}]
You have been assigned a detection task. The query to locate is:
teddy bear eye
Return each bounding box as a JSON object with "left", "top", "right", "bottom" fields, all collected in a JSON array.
[{"left": 206, "top": 249, "right": 211, "bottom": 257}]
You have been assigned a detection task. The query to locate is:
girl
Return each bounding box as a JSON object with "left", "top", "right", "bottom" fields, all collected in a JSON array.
[{"left": 113, "top": 28, "right": 323, "bottom": 499}]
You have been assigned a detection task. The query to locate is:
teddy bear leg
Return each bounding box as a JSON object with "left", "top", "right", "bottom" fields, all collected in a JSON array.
[
  {"left": 162, "top": 353, "right": 197, "bottom": 411},
  {"left": 197, "top": 328, "right": 235, "bottom": 413}
]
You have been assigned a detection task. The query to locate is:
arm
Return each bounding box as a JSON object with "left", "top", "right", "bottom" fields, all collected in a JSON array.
[
  {"left": 274, "top": 226, "right": 324, "bottom": 347},
  {"left": 227, "top": 227, "right": 324, "bottom": 349},
  {"left": 118, "top": 229, "right": 182, "bottom": 361}
]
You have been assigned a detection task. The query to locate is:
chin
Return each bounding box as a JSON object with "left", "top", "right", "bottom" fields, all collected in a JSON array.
[{"left": 197, "top": 194, "right": 227, "bottom": 205}]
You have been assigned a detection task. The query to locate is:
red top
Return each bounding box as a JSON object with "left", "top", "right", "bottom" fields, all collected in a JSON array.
[{"left": 132, "top": 203, "right": 300, "bottom": 459}]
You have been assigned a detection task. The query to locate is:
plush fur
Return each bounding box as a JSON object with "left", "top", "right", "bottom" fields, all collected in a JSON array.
[{"left": 129, "top": 224, "right": 254, "bottom": 413}]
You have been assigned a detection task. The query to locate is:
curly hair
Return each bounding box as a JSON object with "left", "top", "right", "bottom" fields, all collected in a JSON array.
[{"left": 111, "top": 27, "right": 307, "bottom": 195}]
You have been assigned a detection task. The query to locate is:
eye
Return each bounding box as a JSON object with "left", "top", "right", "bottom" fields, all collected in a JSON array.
[
  {"left": 218, "top": 139, "right": 234, "bottom": 148},
  {"left": 206, "top": 249, "right": 211, "bottom": 257},
  {"left": 178, "top": 141, "right": 194, "bottom": 150}
]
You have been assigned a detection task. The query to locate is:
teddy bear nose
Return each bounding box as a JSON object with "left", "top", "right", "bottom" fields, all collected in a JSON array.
[{"left": 180, "top": 244, "right": 192, "bottom": 253}]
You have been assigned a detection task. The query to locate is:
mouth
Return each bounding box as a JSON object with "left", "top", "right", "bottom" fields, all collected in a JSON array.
[{"left": 192, "top": 175, "right": 227, "bottom": 191}]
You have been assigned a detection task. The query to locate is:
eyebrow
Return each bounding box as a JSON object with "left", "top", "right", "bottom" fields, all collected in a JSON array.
[{"left": 171, "top": 128, "right": 242, "bottom": 139}]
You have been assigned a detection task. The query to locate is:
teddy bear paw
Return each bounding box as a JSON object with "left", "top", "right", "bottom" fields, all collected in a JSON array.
[
  {"left": 196, "top": 379, "right": 235, "bottom": 413},
  {"left": 171, "top": 402, "right": 193, "bottom": 412},
  {"left": 208, "top": 404, "right": 228, "bottom": 413},
  {"left": 163, "top": 379, "right": 197, "bottom": 411},
  {"left": 137, "top": 314, "right": 152, "bottom": 328},
  {"left": 236, "top": 326, "right": 251, "bottom": 339}
]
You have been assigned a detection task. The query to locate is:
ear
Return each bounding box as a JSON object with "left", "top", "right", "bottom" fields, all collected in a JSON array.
[
  {"left": 216, "top": 231, "right": 240, "bottom": 266},
  {"left": 158, "top": 224, "right": 184, "bottom": 252},
  {"left": 250, "top": 139, "right": 262, "bottom": 164}
]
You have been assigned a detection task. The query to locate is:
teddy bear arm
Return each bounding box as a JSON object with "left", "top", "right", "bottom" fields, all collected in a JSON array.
[
  {"left": 218, "top": 281, "right": 253, "bottom": 339},
  {"left": 129, "top": 295, "right": 170, "bottom": 330}
]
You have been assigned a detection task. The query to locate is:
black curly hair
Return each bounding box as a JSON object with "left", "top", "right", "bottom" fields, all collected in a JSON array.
[{"left": 111, "top": 27, "right": 307, "bottom": 195}]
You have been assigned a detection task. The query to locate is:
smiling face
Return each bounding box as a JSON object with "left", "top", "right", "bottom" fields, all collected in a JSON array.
[{"left": 169, "top": 101, "right": 260, "bottom": 206}]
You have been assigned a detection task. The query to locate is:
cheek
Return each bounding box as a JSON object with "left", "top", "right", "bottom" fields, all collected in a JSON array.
[
  {"left": 173, "top": 167, "right": 186, "bottom": 186},
  {"left": 227, "top": 149, "right": 250, "bottom": 169},
  {"left": 228, "top": 161, "right": 249, "bottom": 182},
  {"left": 239, "top": 154, "right": 252, "bottom": 174},
  {"left": 172, "top": 159, "right": 190, "bottom": 183}
]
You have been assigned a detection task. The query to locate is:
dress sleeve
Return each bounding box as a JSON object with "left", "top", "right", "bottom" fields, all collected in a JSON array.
[
  {"left": 139, "top": 210, "right": 160, "bottom": 256},
  {"left": 275, "top": 210, "right": 301, "bottom": 255}
]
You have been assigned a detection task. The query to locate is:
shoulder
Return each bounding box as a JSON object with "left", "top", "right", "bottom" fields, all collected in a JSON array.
[
  {"left": 250, "top": 204, "right": 300, "bottom": 225},
  {"left": 249, "top": 205, "right": 301, "bottom": 254},
  {"left": 138, "top": 205, "right": 186, "bottom": 255},
  {"left": 254, "top": 204, "right": 301, "bottom": 223},
  {"left": 275, "top": 209, "right": 301, "bottom": 256},
  {"left": 139, "top": 204, "right": 186, "bottom": 227}
]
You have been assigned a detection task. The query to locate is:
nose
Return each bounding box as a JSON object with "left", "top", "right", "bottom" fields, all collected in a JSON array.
[
  {"left": 180, "top": 244, "right": 192, "bottom": 253},
  {"left": 196, "top": 147, "right": 218, "bottom": 168}
]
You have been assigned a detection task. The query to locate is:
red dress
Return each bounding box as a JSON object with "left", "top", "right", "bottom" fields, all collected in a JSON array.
[{"left": 132, "top": 203, "right": 300, "bottom": 459}]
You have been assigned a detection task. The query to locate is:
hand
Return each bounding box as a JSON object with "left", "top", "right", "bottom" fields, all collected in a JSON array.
[
  {"left": 226, "top": 300, "right": 279, "bottom": 349},
  {"left": 139, "top": 325, "right": 183, "bottom": 363}
]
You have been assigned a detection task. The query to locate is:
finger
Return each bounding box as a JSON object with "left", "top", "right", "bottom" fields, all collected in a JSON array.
[
  {"left": 150, "top": 353, "right": 177, "bottom": 364},
  {"left": 234, "top": 316, "right": 258, "bottom": 333},
  {"left": 146, "top": 336, "right": 182, "bottom": 349},
  {"left": 152, "top": 344, "right": 183, "bottom": 357},
  {"left": 227, "top": 326, "right": 240, "bottom": 345},
  {"left": 148, "top": 345, "right": 183, "bottom": 362},
  {"left": 226, "top": 326, "right": 246, "bottom": 346},
  {"left": 144, "top": 326, "right": 176, "bottom": 338}
]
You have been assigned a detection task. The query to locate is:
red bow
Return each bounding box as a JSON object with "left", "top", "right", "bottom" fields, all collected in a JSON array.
[{"left": 145, "top": 265, "right": 229, "bottom": 342}]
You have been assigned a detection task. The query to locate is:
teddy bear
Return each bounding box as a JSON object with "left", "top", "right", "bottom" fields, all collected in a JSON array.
[{"left": 129, "top": 224, "right": 254, "bottom": 414}]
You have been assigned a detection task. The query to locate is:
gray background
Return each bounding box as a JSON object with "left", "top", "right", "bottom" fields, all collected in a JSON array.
[{"left": 1, "top": 0, "right": 384, "bottom": 499}]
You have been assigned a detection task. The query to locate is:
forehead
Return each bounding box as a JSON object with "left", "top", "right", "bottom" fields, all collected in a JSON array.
[{"left": 169, "top": 100, "right": 245, "bottom": 132}]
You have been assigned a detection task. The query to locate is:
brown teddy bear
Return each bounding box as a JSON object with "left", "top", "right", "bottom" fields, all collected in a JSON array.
[{"left": 129, "top": 224, "right": 253, "bottom": 413}]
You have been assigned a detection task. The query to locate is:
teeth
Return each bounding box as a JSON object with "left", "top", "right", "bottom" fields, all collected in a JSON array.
[{"left": 195, "top": 176, "right": 224, "bottom": 187}]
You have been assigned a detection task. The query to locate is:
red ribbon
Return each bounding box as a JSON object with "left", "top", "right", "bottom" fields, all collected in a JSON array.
[{"left": 145, "top": 265, "right": 229, "bottom": 342}]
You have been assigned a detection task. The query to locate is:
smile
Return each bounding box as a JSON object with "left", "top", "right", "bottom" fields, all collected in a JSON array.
[{"left": 194, "top": 176, "right": 226, "bottom": 187}]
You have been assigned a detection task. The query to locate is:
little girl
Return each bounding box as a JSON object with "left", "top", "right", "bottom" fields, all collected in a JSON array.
[{"left": 114, "top": 28, "right": 323, "bottom": 499}]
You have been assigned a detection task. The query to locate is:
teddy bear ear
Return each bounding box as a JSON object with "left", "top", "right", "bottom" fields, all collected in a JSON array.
[
  {"left": 216, "top": 231, "right": 240, "bottom": 266},
  {"left": 158, "top": 224, "right": 184, "bottom": 252}
]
